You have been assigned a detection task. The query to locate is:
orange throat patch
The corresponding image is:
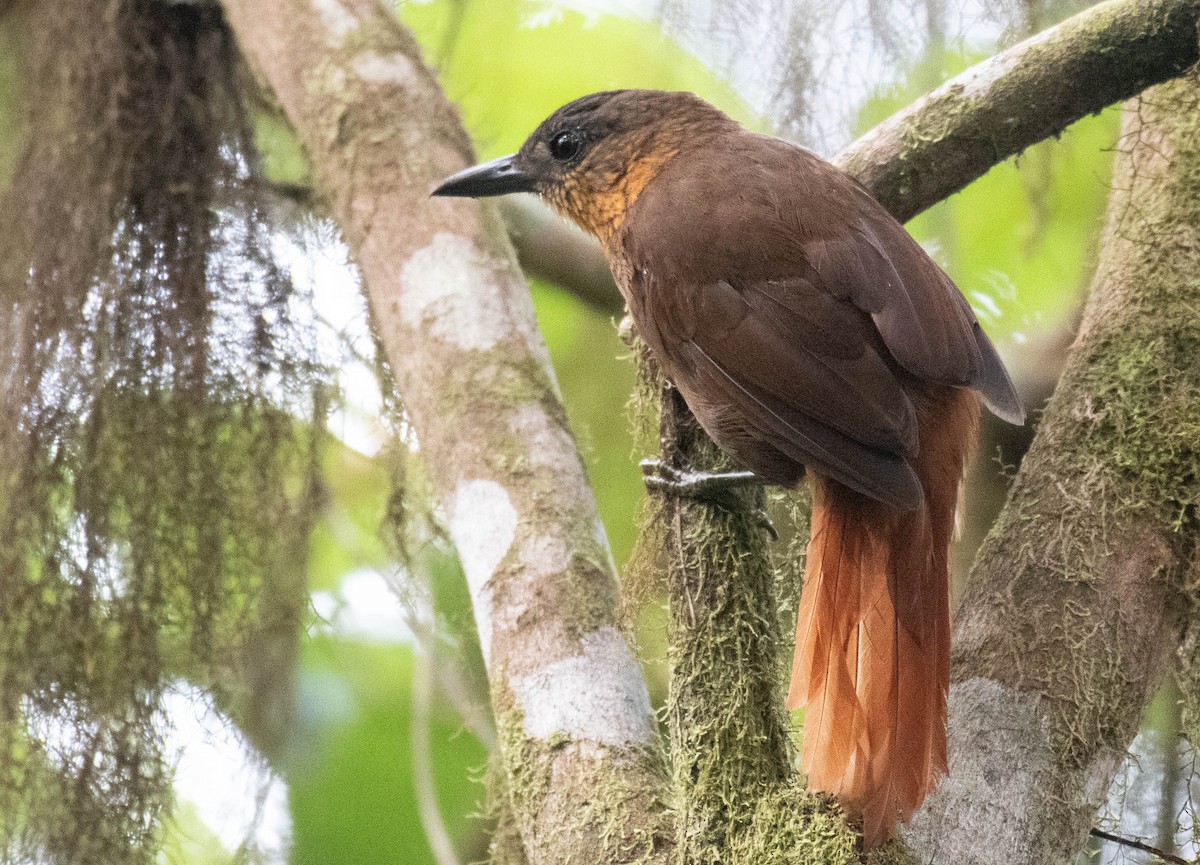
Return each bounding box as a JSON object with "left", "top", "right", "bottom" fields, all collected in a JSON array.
[{"left": 545, "top": 147, "right": 679, "bottom": 244}]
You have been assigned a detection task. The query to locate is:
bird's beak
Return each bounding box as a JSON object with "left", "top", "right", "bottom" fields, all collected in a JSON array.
[{"left": 431, "top": 154, "right": 534, "bottom": 198}]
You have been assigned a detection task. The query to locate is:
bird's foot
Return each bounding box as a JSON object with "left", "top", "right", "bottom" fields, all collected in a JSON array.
[
  {"left": 640, "top": 459, "right": 760, "bottom": 498},
  {"left": 640, "top": 459, "right": 776, "bottom": 539}
]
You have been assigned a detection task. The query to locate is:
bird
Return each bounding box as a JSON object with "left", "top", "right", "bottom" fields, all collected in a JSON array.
[{"left": 432, "top": 89, "right": 1024, "bottom": 846}]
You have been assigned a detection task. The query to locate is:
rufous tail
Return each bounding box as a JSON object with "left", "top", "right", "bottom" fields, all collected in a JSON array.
[{"left": 786, "top": 388, "right": 979, "bottom": 847}]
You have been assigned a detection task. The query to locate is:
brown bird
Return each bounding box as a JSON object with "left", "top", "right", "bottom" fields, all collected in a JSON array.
[{"left": 433, "top": 89, "right": 1023, "bottom": 846}]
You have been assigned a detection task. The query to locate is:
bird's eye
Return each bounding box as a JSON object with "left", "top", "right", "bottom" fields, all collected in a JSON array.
[{"left": 548, "top": 130, "right": 583, "bottom": 162}]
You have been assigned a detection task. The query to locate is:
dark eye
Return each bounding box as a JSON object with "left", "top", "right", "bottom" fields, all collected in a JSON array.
[{"left": 548, "top": 130, "right": 583, "bottom": 162}]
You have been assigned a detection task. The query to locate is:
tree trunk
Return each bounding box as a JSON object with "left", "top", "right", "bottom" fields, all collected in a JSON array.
[
  {"left": 216, "top": 2, "right": 672, "bottom": 862},
  {"left": 904, "top": 74, "right": 1200, "bottom": 863}
]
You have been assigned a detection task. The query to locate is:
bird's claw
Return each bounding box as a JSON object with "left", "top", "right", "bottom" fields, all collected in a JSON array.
[
  {"left": 640, "top": 459, "right": 775, "bottom": 537},
  {"left": 752, "top": 508, "right": 779, "bottom": 541},
  {"left": 640, "top": 459, "right": 758, "bottom": 496}
]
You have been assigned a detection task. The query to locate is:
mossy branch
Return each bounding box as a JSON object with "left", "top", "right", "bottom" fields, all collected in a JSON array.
[
  {"left": 836, "top": 0, "right": 1200, "bottom": 222},
  {"left": 648, "top": 381, "right": 799, "bottom": 860}
]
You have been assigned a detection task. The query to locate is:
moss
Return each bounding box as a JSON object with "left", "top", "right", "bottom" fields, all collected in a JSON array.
[
  {"left": 433, "top": 346, "right": 563, "bottom": 444},
  {"left": 495, "top": 709, "right": 554, "bottom": 837},
  {"left": 494, "top": 707, "right": 674, "bottom": 865},
  {"left": 727, "top": 784, "right": 863, "bottom": 864},
  {"left": 0, "top": 1, "right": 321, "bottom": 860},
  {"left": 627, "top": 343, "right": 810, "bottom": 860},
  {"left": 960, "top": 315, "right": 1200, "bottom": 763},
  {"left": 482, "top": 749, "right": 530, "bottom": 865}
]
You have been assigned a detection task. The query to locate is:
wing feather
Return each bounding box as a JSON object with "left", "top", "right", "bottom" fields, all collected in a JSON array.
[
  {"left": 680, "top": 340, "right": 923, "bottom": 509},
  {"left": 693, "top": 277, "right": 918, "bottom": 453}
]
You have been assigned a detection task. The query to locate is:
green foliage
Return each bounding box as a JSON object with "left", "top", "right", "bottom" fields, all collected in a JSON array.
[
  {"left": 159, "top": 804, "right": 241, "bottom": 865},
  {"left": 401, "top": 0, "right": 752, "bottom": 159},
  {"left": 308, "top": 437, "right": 395, "bottom": 592},
  {"left": 0, "top": 19, "right": 21, "bottom": 197}
]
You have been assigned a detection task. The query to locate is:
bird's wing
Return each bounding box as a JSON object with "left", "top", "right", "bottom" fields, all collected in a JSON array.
[
  {"left": 807, "top": 182, "right": 1024, "bottom": 424},
  {"left": 686, "top": 275, "right": 915, "bottom": 452},
  {"left": 670, "top": 275, "right": 925, "bottom": 508},
  {"left": 619, "top": 134, "right": 1021, "bottom": 505}
]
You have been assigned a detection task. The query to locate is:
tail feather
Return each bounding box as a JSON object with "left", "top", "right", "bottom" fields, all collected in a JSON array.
[{"left": 786, "top": 388, "right": 978, "bottom": 847}]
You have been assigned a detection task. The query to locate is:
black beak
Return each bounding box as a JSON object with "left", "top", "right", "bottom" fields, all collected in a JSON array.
[{"left": 431, "top": 154, "right": 534, "bottom": 198}]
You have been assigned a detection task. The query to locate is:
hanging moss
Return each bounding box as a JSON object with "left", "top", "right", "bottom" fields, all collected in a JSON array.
[{"left": 0, "top": 0, "right": 327, "bottom": 861}]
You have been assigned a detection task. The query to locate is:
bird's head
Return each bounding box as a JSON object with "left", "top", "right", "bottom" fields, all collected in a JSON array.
[{"left": 432, "top": 89, "right": 737, "bottom": 241}]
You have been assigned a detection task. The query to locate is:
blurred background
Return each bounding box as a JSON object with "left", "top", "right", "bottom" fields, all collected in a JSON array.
[{"left": 1, "top": 0, "right": 1190, "bottom": 862}]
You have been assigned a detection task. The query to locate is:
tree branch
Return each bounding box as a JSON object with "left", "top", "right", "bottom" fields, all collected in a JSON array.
[
  {"left": 1090, "top": 828, "right": 1190, "bottom": 865},
  {"left": 835, "top": 0, "right": 1200, "bottom": 222},
  {"left": 215, "top": 2, "right": 671, "bottom": 862}
]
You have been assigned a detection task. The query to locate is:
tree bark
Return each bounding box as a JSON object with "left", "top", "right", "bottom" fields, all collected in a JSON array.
[
  {"left": 904, "top": 75, "right": 1200, "bottom": 862},
  {"left": 216, "top": 3, "right": 671, "bottom": 863}
]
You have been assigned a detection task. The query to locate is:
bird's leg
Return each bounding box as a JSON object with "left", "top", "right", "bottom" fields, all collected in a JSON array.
[{"left": 640, "top": 459, "right": 777, "bottom": 539}]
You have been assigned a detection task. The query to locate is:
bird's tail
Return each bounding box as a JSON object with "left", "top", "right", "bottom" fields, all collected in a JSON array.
[{"left": 786, "top": 388, "right": 978, "bottom": 846}]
